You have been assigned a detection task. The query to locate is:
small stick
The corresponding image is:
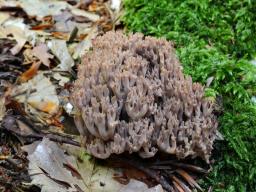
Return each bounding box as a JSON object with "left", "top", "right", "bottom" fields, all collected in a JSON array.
[{"left": 153, "top": 161, "right": 208, "bottom": 174}]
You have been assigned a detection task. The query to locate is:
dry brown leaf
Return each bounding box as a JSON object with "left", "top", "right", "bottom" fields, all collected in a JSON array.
[
  {"left": 32, "top": 43, "right": 54, "bottom": 67},
  {"left": 51, "top": 31, "right": 69, "bottom": 40},
  {"left": 19, "top": 61, "right": 41, "bottom": 83},
  {"left": 31, "top": 24, "right": 53, "bottom": 30}
]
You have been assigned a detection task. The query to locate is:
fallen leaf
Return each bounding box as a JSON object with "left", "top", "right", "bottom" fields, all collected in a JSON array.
[
  {"left": 19, "top": 0, "right": 69, "bottom": 20},
  {"left": 72, "top": 26, "right": 97, "bottom": 59},
  {"left": 51, "top": 31, "right": 69, "bottom": 40},
  {"left": 63, "top": 144, "right": 124, "bottom": 191},
  {"left": 0, "top": 18, "right": 37, "bottom": 54},
  {"left": 23, "top": 138, "right": 86, "bottom": 192},
  {"left": 120, "top": 179, "right": 164, "bottom": 192},
  {"left": 13, "top": 72, "right": 59, "bottom": 115},
  {"left": 31, "top": 23, "right": 53, "bottom": 30},
  {"left": 32, "top": 43, "right": 54, "bottom": 67},
  {"left": 53, "top": 73, "right": 70, "bottom": 86},
  {"left": 48, "top": 40, "right": 74, "bottom": 71},
  {"left": 17, "top": 0, "right": 100, "bottom": 22},
  {"left": 0, "top": 12, "right": 10, "bottom": 25},
  {"left": 19, "top": 61, "right": 41, "bottom": 82},
  {"left": 53, "top": 10, "right": 92, "bottom": 35},
  {"left": 29, "top": 101, "right": 58, "bottom": 114},
  {"left": 70, "top": 8, "right": 100, "bottom": 22},
  {"left": 0, "top": 96, "right": 5, "bottom": 121},
  {"left": 55, "top": 19, "right": 92, "bottom": 35},
  {"left": 63, "top": 163, "right": 82, "bottom": 180}
]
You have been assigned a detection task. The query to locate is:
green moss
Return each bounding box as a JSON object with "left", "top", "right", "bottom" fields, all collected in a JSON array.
[{"left": 123, "top": 0, "right": 256, "bottom": 191}]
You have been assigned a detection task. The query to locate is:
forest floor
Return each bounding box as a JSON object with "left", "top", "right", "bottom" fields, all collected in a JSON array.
[{"left": 1, "top": 0, "right": 255, "bottom": 192}]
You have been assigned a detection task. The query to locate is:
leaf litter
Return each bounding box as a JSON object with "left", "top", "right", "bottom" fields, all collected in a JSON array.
[{"left": 0, "top": 0, "right": 207, "bottom": 191}]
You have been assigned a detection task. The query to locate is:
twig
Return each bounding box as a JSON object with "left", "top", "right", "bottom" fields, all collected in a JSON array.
[
  {"left": 1, "top": 125, "right": 80, "bottom": 147},
  {"left": 19, "top": 133, "right": 81, "bottom": 147},
  {"left": 153, "top": 161, "right": 208, "bottom": 174}
]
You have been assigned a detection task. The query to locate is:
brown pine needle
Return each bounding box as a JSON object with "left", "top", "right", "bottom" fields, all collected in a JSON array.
[
  {"left": 171, "top": 175, "right": 192, "bottom": 192},
  {"left": 173, "top": 180, "right": 185, "bottom": 192},
  {"left": 176, "top": 169, "right": 203, "bottom": 191}
]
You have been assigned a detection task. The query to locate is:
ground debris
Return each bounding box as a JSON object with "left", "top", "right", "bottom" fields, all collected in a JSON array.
[
  {"left": 0, "top": 115, "right": 36, "bottom": 192},
  {"left": 108, "top": 155, "right": 207, "bottom": 192}
]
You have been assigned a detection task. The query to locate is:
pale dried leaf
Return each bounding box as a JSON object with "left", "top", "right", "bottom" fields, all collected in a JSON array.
[
  {"left": 72, "top": 39, "right": 92, "bottom": 59},
  {"left": 70, "top": 8, "right": 100, "bottom": 22},
  {"left": 32, "top": 43, "right": 54, "bottom": 67},
  {"left": 0, "top": 12, "right": 10, "bottom": 25},
  {"left": 16, "top": 0, "right": 99, "bottom": 22},
  {"left": 0, "top": 96, "right": 5, "bottom": 121},
  {"left": 12, "top": 73, "right": 59, "bottom": 115},
  {"left": 23, "top": 138, "right": 86, "bottom": 192},
  {"left": 54, "top": 11, "right": 94, "bottom": 35},
  {"left": 48, "top": 40, "right": 74, "bottom": 71},
  {"left": 0, "top": 18, "right": 37, "bottom": 54},
  {"left": 19, "top": 0, "right": 68, "bottom": 20},
  {"left": 72, "top": 26, "right": 97, "bottom": 59},
  {"left": 0, "top": 25, "right": 26, "bottom": 55},
  {"left": 53, "top": 73, "right": 70, "bottom": 86},
  {"left": 0, "top": 0, "right": 17, "bottom": 7},
  {"left": 120, "top": 179, "right": 164, "bottom": 192},
  {"left": 54, "top": 19, "right": 91, "bottom": 34}
]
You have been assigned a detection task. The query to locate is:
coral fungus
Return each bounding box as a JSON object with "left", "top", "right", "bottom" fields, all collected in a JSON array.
[{"left": 71, "top": 31, "right": 217, "bottom": 162}]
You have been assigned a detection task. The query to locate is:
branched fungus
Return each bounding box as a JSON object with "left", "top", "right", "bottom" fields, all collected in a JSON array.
[{"left": 71, "top": 31, "right": 218, "bottom": 162}]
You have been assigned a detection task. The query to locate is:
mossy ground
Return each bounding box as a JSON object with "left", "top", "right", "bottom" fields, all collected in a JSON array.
[{"left": 122, "top": 0, "right": 256, "bottom": 191}]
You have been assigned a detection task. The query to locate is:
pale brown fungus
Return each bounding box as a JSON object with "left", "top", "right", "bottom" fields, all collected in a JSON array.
[{"left": 71, "top": 31, "right": 218, "bottom": 162}]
